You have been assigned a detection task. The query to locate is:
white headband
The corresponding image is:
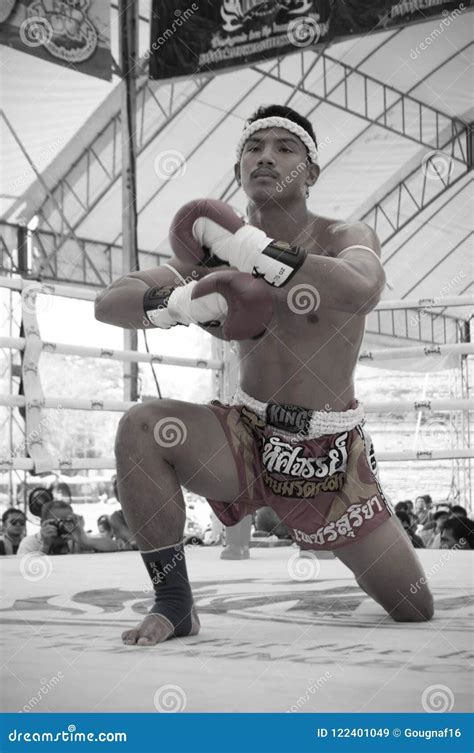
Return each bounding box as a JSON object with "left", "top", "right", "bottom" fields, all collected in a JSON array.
[{"left": 236, "top": 116, "right": 319, "bottom": 165}]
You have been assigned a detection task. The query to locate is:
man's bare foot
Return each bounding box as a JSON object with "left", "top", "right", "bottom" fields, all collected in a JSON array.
[{"left": 121, "top": 605, "right": 200, "bottom": 646}]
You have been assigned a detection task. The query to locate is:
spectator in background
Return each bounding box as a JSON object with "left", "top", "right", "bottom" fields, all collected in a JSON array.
[
  {"left": 418, "top": 519, "right": 436, "bottom": 548},
  {"left": 53, "top": 482, "right": 72, "bottom": 503},
  {"left": 414, "top": 495, "right": 433, "bottom": 527},
  {"left": 451, "top": 505, "right": 468, "bottom": 518},
  {"left": 428, "top": 507, "right": 452, "bottom": 549},
  {"left": 17, "top": 500, "right": 122, "bottom": 555},
  {"left": 396, "top": 511, "right": 425, "bottom": 549},
  {"left": 97, "top": 481, "right": 109, "bottom": 504},
  {"left": 97, "top": 514, "right": 113, "bottom": 538},
  {"left": 206, "top": 510, "right": 225, "bottom": 545},
  {"left": 0, "top": 508, "right": 26, "bottom": 555},
  {"left": 254, "top": 506, "right": 292, "bottom": 540},
  {"left": 109, "top": 510, "right": 137, "bottom": 550},
  {"left": 395, "top": 501, "right": 409, "bottom": 514},
  {"left": 106, "top": 476, "right": 119, "bottom": 505},
  {"left": 414, "top": 494, "right": 437, "bottom": 545},
  {"left": 440, "top": 516, "right": 474, "bottom": 550}
]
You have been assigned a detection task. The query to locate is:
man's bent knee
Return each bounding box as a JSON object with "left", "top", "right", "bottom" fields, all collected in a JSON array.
[
  {"left": 391, "top": 591, "right": 435, "bottom": 623},
  {"left": 115, "top": 399, "right": 182, "bottom": 458}
]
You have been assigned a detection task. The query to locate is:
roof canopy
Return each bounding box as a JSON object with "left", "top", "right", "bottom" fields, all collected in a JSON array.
[{"left": 1, "top": 8, "right": 472, "bottom": 346}]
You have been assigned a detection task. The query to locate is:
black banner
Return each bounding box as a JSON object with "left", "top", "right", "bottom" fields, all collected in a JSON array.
[
  {"left": 0, "top": 0, "right": 112, "bottom": 81},
  {"left": 149, "top": 0, "right": 471, "bottom": 81}
]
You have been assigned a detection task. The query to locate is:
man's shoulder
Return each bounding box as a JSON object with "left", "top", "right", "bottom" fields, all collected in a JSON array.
[
  {"left": 324, "top": 218, "right": 374, "bottom": 239},
  {"left": 304, "top": 216, "right": 372, "bottom": 258},
  {"left": 312, "top": 218, "right": 379, "bottom": 258}
]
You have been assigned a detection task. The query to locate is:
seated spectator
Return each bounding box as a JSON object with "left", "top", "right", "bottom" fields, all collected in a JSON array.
[
  {"left": 109, "top": 510, "right": 137, "bottom": 550},
  {"left": 53, "top": 482, "right": 72, "bottom": 503},
  {"left": 440, "top": 516, "right": 474, "bottom": 550},
  {"left": 254, "top": 507, "right": 292, "bottom": 540},
  {"left": 396, "top": 511, "right": 425, "bottom": 548},
  {"left": 395, "top": 501, "right": 409, "bottom": 514},
  {"left": 205, "top": 510, "right": 225, "bottom": 545},
  {"left": 106, "top": 476, "right": 119, "bottom": 504},
  {"left": 17, "top": 500, "right": 121, "bottom": 555},
  {"left": 0, "top": 508, "right": 26, "bottom": 555},
  {"left": 428, "top": 506, "right": 452, "bottom": 549},
  {"left": 414, "top": 494, "right": 433, "bottom": 527},
  {"left": 97, "top": 514, "right": 113, "bottom": 538},
  {"left": 417, "top": 519, "right": 436, "bottom": 548},
  {"left": 451, "top": 505, "right": 468, "bottom": 518}
]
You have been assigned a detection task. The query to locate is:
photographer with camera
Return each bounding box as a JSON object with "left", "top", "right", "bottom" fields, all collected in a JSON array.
[{"left": 17, "top": 499, "right": 122, "bottom": 555}]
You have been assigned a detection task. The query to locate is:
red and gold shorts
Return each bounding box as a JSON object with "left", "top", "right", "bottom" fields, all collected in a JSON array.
[{"left": 206, "top": 391, "right": 394, "bottom": 551}]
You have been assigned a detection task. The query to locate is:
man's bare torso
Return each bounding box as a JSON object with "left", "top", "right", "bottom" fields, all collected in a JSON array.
[{"left": 238, "top": 214, "right": 366, "bottom": 411}]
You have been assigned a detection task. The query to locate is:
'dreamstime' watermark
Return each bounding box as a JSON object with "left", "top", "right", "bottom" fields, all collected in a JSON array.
[
  {"left": 409, "top": 270, "right": 466, "bottom": 327},
  {"left": 8, "top": 405, "right": 64, "bottom": 460},
  {"left": 286, "top": 672, "right": 333, "bottom": 712},
  {"left": 275, "top": 135, "right": 332, "bottom": 194},
  {"left": 20, "top": 672, "right": 64, "bottom": 712},
  {"left": 410, "top": 4, "right": 465, "bottom": 60},
  {"left": 143, "top": 4, "right": 199, "bottom": 59},
  {"left": 7, "top": 135, "right": 67, "bottom": 195},
  {"left": 409, "top": 540, "right": 467, "bottom": 595},
  {"left": 153, "top": 684, "right": 187, "bottom": 712}
]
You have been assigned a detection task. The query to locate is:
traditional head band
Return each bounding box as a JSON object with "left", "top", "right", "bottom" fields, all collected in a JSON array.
[{"left": 236, "top": 116, "right": 319, "bottom": 165}]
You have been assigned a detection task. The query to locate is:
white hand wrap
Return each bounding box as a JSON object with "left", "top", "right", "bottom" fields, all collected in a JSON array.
[
  {"left": 167, "top": 282, "right": 228, "bottom": 326},
  {"left": 193, "top": 218, "right": 306, "bottom": 287},
  {"left": 144, "top": 282, "right": 227, "bottom": 328}
]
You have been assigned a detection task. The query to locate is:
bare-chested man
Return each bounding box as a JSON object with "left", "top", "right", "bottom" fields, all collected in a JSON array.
[{"left": 95, "top": 104, "right": 434, "bottom": 646}]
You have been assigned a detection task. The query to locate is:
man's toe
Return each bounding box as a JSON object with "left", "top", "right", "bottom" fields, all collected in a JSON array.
[{"left": 122, "top": 629, "right": 139, "bottom": 644}]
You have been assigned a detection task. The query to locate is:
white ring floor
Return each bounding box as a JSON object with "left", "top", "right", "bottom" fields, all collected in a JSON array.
[{"left": 1, "top": 547, "right": 472, "bottom": 713}]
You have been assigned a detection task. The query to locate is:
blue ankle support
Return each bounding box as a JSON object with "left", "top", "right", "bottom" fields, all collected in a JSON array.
[{"left": 141, "top": 542, "right": 194, "bottom": 637}]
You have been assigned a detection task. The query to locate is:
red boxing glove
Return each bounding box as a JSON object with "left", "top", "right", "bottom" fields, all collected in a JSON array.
[
  {"left": 169, "top": 198, "right": 245, "bottom": 266},
  {"left": 191, "top": 271, "right": 273, "bottom": 341},
  {"left": 170, "top": 198, "right": 307, "bottom": 287}
]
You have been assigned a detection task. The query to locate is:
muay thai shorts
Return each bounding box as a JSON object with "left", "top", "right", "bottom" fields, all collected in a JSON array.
[{"left": 205, "top": 387, "right": 394, "bottom": 551}]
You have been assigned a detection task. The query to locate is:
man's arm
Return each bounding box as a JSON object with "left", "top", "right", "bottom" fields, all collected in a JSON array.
[
  {"left": 81, "top": 534, "right": 121, "bottom": 552},
  {"left": 72, "top": 516, "right": 121, "bottom": 553},
  {"left": 94, "top": 255, "right": 232, "bottom": 335},
  {"left": 94, "top": 255, "right": 203, "bottom": 329},
  {"left": 276, "top": 221, "right": 386, "bottom": 315},
  {"left": 95, "top": 255, "right": 233, "bottom": 340},
  {"left": 169, "top": 200, "right": 385, "bottom": 316}
]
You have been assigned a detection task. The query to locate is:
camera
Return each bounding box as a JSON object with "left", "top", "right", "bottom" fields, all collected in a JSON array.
[{"left": 46, "top": 516, "right": 78, "bottom": 538}]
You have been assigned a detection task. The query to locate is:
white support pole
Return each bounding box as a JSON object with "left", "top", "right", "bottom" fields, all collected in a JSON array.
[{"left": 119, "top": 0, "right": 139, "bottom": 403}]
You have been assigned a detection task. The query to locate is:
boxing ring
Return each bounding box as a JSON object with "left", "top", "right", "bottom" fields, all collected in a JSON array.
[
  {"left": 0, "top": 275, "right": 473, "bottom": 714},
  {"left": 1, "top": 3, "right": 474, "bottom": 749}
]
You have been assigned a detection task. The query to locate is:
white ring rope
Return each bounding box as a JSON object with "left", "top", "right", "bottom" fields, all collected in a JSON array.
[
  {"left": 0, "top": 337, "right": 222, "bottom": 370},
  {"left": 376, "top": 293, "right": 474, "bottom": 311},
  {"left": 1, "top": 337, "right": 472, "bottom": 365},
  {"left": 2, "top": 277, "right": 472, "bottom": 311},
  {"left": 2, "top": 395, "right": 471, "bottom": 413},
  {"left": 358, "top": 343, "right": 473, "bottom": 362}
]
